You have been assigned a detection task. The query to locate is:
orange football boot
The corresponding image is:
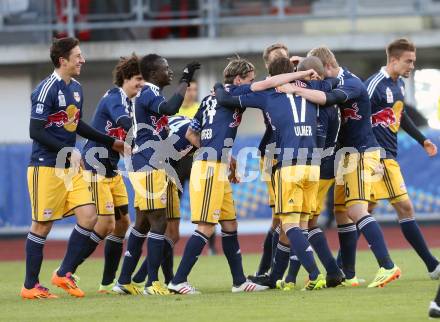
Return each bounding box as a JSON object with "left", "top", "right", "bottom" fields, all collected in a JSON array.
[
  {"left": 51, "top": 271, "right": 85, "bottom": 297},
  {"left": 21, "top": 283, "right": 58, "bottom": 299}
]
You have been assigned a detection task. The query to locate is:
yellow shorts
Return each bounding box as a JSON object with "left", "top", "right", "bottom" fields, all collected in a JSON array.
[
  {"left": 166, "top": 180, "right": 180, "bottom": 220},
  {"left": 372, "top": 158, "right": 409, "bottom": 204},
  {"left": 190, "top": 160, "right": 236, "bottom": 224},
  {"left": 336, "top": 150, "right": 381, "bottom": 208},
  {"left": 27, "top": 166, "right": 94, "bottom": 222},
  {"left": 312, "top": 178, "right": 335, "bottom": 217},
  {"left": 83, "top": 172, "right": 128, "bottom": 216},
  {"left": 274, "top": 165, "right": 320, "bottom": 225},
  {"left": 334, "top": 183, "right": 346, "bottom": 212},
  {"left": 259, "top": 157, "right": 276, "bottom": 208},
  {"left": 129, "top": 169, "right": 167, "bottom": 211}
]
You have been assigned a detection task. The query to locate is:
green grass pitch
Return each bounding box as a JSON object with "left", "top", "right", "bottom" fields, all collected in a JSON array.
[{"left": 2, "top": 249, "right": 439, "bottom": 322}]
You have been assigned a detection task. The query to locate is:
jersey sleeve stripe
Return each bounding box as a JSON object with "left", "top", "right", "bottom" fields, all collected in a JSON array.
[
  {"left": 37, "top": 75, "right": 56, "bottom": 103},
  {"left": 366, "top": 74, "right": 384, "bottom": 98}
]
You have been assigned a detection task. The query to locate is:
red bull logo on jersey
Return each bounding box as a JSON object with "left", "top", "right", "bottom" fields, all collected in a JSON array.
[
  {"left": 45, "top": 104, "right": 80, "bottom": 132},
  {"left": 342, "top": 102, "right": 362, "bottom": 123},
  {"left": 229, "top": 110, "right": 242, "bottom": 128},
  {"left": 371, "top": 101, "right": 403, "bottom": 133},
  {"left": 150, "top": 115, "right": 169, "bottom": 135},
  {"left": 105, "top": 121, "right": 127, "bottom": 140}
]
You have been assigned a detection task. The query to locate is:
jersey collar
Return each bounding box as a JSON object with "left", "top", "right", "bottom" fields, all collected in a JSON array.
[
  {"left": 337, "top": 67, "right": 345, "bottom": 78},
  {"left": 52, "top": 70, "right": 62, "bottom": 81},
  {"left": 380, "top": 67, "right": 391, "bottom": 78},
  {"left": 144, "top": 82, "right": 160, "bottom": 92}
]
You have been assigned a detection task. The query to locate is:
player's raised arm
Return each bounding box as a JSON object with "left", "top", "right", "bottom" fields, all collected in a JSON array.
[
  {"left": 250, "top": 69, "right": 319, "bottom": 92},
  {"left": 158, "top": 62, "right": 200, "bottom": 115}
]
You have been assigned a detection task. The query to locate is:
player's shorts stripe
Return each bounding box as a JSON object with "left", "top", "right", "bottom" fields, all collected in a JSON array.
[
  {"left": 167, "top": 182, "right": 172, "bottom": 218},
  {"left": 33, "top": 166, "right": 38, "bottom": 220},
  {"left": 367, "top": 73, "right": 384, "bottom": 98},
  {"left": 37, "top": 75, "right": 56, "bottom": 103},
  {"left": 149, "top": 172, "right": 154, "bottom": 210},
  {"left": 356, "top": 155, "right": 363, "bottom": 200},
  {"left": 381, "top": 160, "right": 395, "bottom": 198},
  {"left": 145, "top": 172, "right": 151, "bottom": 210},
  {"left": 201, "top": 167, "right": 214, "bottom": 222},
  {"left": 360, "top": 153, "right": 365, "bottom": 199},
  {"left": 277, "top": 169, "right": 282, "bottom": 213}
]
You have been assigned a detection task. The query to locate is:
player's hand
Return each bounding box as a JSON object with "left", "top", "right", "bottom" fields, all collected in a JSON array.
[
  {"left": 304, "top": 69, "right": 320, "bottom": 81},
  {"left": 69, "top": 148, "right": 83, "bottom": 171},
  {"left": 180, "top": 61, "right": 201, "bottom": 85},
  {"left": 290, "top": 55, "right": 303, "bottom": 66},
  {"left": 112, "top": 140, "right": 131, "bottom": 156},
  {"left": 423, "top": 139, "right": 437, "bottom": 157},
  {"left": 276, "top": 83, "right": 298, "bottom": 94},
  {"left": 228, "top": 156, "right": 240, "bottom": 184}
]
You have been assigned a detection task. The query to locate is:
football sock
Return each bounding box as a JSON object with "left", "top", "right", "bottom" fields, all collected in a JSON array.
[
  {"left": 399, "top": 218, "right": 439, "bottom": 272},
  {"left": 308, "top": 226, "right": 340, "bottom": 276},
  {"left": 58, "top": 224, "right": 92, "bottom": 276},
  {"left": 101, "top": 234, "right": 124, "bottom": 286},
  {"left": 145, "top": 231, "right": 165, "bottom": 287},
  {"left": 132, "top": 257, "right": 148, "bottom": 284},
  {"left": 271, "top": 226, "right": 280, "bottom": 268},
  {"left": 337, "top": 223, "right": 358, "bottom": 279},
  {"left": 222, "top": 230, "right": 246, "bottom": 286},
  {"left": 284, "top": 248, "right": 301, "bottom": 283},
  {"left": 161, "top": 236, "right": 174, "bottom": 284},
  {"left": 73, "top": 230, "right": 104, "bottom": 272},
  {"left": 256, "top": 229, "right": 274, "bottom": 275},
  {"left": 286, "top": 227, "right": 320, "bottom": 281},
  {"left": 357, "top": 215, "right": 394, "bottom": 269},
  {"left": 24, "top": 232, "right": 46, "bottom": 289},
  {"left": 270, "top": 242, "right": 290, "bottom": 284},
  {"left": 172, "top": 230, "right": 207, "bottom": 284},
  {"left": 118, "top": 227, "right": 146, "bottom": 285}
]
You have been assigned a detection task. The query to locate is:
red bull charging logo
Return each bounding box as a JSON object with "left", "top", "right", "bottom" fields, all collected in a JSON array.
[
  {"left": 371, "top": 101, "right": 403, "bottom": 133},
  {"left": 105, "top": 121, "right": 127, "bottom": 140},
  {"left": 229, "top": 110, "right": 242, "bottom": 128},
  {"left": 342, "top": 102, "right": 362, "bottom": 123},
  {"left": 45, "top": 105, "right": 80, "bottom": 132},
  {"left": 150, "top": 115, "right": 169, "bottom": 135}
]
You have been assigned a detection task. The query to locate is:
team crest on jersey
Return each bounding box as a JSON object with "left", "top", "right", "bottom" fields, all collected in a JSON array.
[
  {"left": 160, "top": 193, "right": 167, "bottom": 205},
  {"left": 58, "top": 90, "right": 66, "bottom": 107},
  {"left": 36, "top": 103, "right": 44, "bottom": 114},
  {"left": 342, "top": 102, "right": 362, "bottom": 123},
  {"left": 73, "top": 91, "right": 81, "bottom": 102},
  {"left": 213, "top": 209, "right": 221, "bottom": 220},
  {"left": 43, "top": 208, "right": 53, "bottom": 219},
  {"left": 229, "top": 110, "right": 242, "bottom": 128},
  {"left": 105, "top": 202, "right": 114, "bottom": 211}
]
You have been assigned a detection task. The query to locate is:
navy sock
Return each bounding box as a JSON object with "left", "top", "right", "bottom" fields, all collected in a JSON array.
[
  {"left": 435, "top": 285, "right": 440, "bottom": 305},
  {"left": 271, "top": 226, "right": 280, "bottom": 269},
  {"left": 146, "top": 231, "right": 165, "bottom": 287},
  {"left": 270, "top": 242, "right": 290, "bottom": 284},
  {"left": 284, "top": 248, "right": 301, "bottom": 283},
  {"left": 132, "top": 257, "right": 148, "bottom": 284},
  {"left": 161, "top": 237, "right": 174, "bottom": 284},
  {"left": 58, "top": 224, "right": 92, "bottom": 276},
  {"left": 24, "top": 232, "right": 46, "bottom": 289},
  {"left": 357, "top": 215, "right": 393, "bottom": 269},
  {"left": 118, "top": 228, "right": 146, "bottom": 285},
  {"left": 337, "top": 223, "right": 358, "bottom": 279},
  {"left": 399, "top": 218, "right": 439, "bottom": 272},
  {"left": 73, "top": 230, "right": 104, "bottom": 273},
  {"left": 286, "top": 227, "right": 320, "bottom": 280},
  {"left": 308, "top": 227, "right": 340, "bottom": 276},
  {"left": 222, "top": 230, "right": 246, "bottom": 286},
  {"left": 101, "top": 234, "right": 124, "bottom": 286},
  {"left": 256, "top": 229, "right": 274, "bottom": 275},
  {"left": 172, "top": 231, "right": 207, "bottom": 284}
]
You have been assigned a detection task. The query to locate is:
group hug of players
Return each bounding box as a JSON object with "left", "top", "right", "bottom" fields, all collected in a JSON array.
[{"left": 21, "top": 36, "right": 440, "bottom": 300}]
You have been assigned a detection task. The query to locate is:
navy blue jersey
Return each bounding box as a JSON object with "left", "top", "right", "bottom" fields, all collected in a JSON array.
[
  {"left": 131, "top": 82, "right": 170, "bottom": 171},
  {"left": 29, "top": 71, "right": 84, "bottom": 167},
  {"left": 168, "top": 115, "right": 193, "bottom": 153},
  {"left": 336, "top": 68, "right": 379, "bottom": 151},
  {"left": 365, "top": 68, "right": 405, "bottom": 159},
  {"left": 317, "top": 105, "right": 341, "bottom": 179},
  {"left": 239, "top": 80, "right": 333, "bottom": 164},
  {"left": 82, "top": 87, "right": 132, "bottom": 177},
  {"left": 258, "top": 112, "right": 276, "bottom": 157},
  {"left": 191, "top": 84, "right": 251, "bottom": 161}
]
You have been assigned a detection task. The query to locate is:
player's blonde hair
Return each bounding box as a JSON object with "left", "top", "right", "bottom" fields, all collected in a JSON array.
[
  {"left": 223, "top": 55, "right": 255, "bottom": 84},
  {"left": 263, "top": 43, "right": 289, "bottom": 66},
  {"left": 386, "top": 38, "right": 416, "bottom": 60},
  {"left": 307, "top": 46, "right": 339, "bottom": 68}
]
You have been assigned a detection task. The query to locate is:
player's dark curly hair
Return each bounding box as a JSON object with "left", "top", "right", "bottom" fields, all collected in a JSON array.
[
  {"left": 113, "top": 53, "right": 141, "bottom": 87},
  {"left": 50, "top": 37, "right": 80, "bottom": 68},
  {"left": 223, "top": 54, "right": 255, "bottom": 84},
  {"left": 268, "top": 56, "right": 294, "bottom": 76},
  {"left": 139, "top": 54, "right": 164, "bottom": 81}
]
